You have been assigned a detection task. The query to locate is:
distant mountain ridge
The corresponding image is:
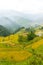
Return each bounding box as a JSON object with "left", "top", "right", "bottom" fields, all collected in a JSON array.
[
  {"left": 0, "top": 11, "right": 43, "bottom": 27},
  {"left": 0, "top": 11, "right": 43, "bottom": 36},
  {"left": 0, "top": 17, "right": 21, "bottom": 34}
]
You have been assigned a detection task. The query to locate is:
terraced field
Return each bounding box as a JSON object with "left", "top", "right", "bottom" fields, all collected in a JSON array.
[
  {"left": 0, "top": 38, "right": 43, "bottom": 65},
  {"left": 0, "top": 50, "right": 32, "bottom": 61},
  {"left": 32, "top": 39, "right": 43, "bottom": 49}
]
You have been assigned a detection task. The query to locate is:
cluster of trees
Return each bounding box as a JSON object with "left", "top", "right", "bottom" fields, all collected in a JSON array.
[{"left": 18, "top": 27, "right": 37, "bottom": 44}]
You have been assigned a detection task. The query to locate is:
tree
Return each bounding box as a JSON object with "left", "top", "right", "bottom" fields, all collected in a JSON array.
[{"left": 27, "top": 31, "right": 36, "bottom": 41}]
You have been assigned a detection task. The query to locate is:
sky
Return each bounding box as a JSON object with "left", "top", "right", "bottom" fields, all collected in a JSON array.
[{"left": 0, "top": 0, "right": 43, "bottom": 14}]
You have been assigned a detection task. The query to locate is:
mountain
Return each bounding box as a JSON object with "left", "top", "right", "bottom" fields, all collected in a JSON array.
[
  {"left": 0, "top": 25, "right": 10, "bottom": 36},
  {"left": 0, "top": 11, "right": 43, "bottom": 32},
  {"left": 0, "top": 17, "right": 21, "bottom": 34},
  {"left": 0, "top": 11, "right": 43, "bottom": 37},
  {"left": 0, "top": 11, "right": 32, "bottom": 35},
  {"left": 0, "top": 11, "right": 32, "bottom": 28}
]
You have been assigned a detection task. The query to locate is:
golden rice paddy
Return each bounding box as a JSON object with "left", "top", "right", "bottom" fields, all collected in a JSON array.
[{"left": 0, "top": 50, "right": 32, "bottom": 61}]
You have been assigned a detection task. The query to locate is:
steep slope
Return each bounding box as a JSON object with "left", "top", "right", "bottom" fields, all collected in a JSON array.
[
  {"left": 0, "top": 11, "right": 32, "bottom": 28},
  {"left": 0, "top": 25, "right": 10, "bottom": 36},
  {"left": 0, "top": 11, "right": 43, "bottom": 29},
  {"left": 0, "top": 17, "right": 21, "bottom": 34}
]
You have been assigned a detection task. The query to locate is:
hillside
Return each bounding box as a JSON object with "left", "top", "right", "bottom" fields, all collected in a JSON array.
[
  {"left": 0, "top": 34, "right": 43, "bottom": 65},
  {"left": 0, "top": 25, "right": 10, "bottom": 36},
  {"left": 0, "top": 11, "right": 43, "bottom": 27},
  {"left": 0, "top": 11, "right": 43, "bottom": 65},
  {"left": 0, "top": 17, "right": 21, "bottom": 34}
]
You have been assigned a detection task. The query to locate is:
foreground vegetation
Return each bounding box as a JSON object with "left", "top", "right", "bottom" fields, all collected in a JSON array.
[{"left": 0, "top": 26, "right": 43, "bottom": 65}]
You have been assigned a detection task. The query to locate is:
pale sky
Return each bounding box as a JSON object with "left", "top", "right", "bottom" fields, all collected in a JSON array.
[{"left": 0, "top": 0, "right": 43, "bottom": 14}]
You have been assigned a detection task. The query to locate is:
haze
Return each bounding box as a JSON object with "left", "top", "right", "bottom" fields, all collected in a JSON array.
[{"left": 0, "top": 0, "right": 43, "bottom": 14}]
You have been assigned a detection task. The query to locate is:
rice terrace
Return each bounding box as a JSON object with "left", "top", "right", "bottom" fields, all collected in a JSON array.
[{"left": 0, "top": 11, "right": 43, "bottom": 65}]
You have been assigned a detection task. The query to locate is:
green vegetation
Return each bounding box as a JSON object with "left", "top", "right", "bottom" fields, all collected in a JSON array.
[
  {"left": 0, "top": 25, "right": 43, "bottom": 65},
  {"left": 0, "top": 25, "right": 10, "bottom": 36},
  {"left": 27, "top": 31, "right": 36, "bottom": 41}
]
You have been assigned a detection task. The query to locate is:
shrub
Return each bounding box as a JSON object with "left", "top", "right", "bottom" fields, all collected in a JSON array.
[{"left": 27, "top": 31, "right": 36, "bottom": 41}]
